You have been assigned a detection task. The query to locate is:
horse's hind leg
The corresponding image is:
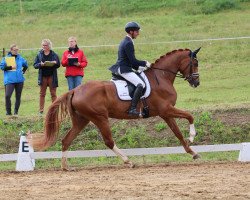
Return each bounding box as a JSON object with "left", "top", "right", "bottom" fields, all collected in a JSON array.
[
  {"left": 61, "top": 114, "right": 89, "bottom": 170},
  {"left": 93, "top": 117, "right": 134, "bottom": 168},
  {"left": 163, "top": 117, "right": 200, "bottom": 159}
]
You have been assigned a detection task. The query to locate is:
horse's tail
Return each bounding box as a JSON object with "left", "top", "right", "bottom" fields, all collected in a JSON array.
[{"left": 31, "top": 90, "right": 74, "bottom": 150}]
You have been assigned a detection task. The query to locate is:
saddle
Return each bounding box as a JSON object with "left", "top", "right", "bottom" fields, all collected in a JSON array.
[
  {"left": 111, "top": 72, "right": 151, "bottom": 118},
  {"left": 111, "top": 72, "right": 151, "bottom": 100}
]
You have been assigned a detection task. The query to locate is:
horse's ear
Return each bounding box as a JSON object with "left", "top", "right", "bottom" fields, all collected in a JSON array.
[{"left": 192, "top": 47, "right": 201, "bottom": 58}]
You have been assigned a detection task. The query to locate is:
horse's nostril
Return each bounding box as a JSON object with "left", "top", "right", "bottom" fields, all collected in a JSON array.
[{"left": 194, "top": 81, "right": 200, "bottom": 88}]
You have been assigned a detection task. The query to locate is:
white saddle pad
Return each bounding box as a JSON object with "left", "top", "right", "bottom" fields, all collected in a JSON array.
[{"left": 111, "top": 72, "right": 151, "bottom": 101}]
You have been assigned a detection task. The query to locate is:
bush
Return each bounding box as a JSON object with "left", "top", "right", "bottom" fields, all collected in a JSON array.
[{"left": 200, "top": 0, "right": 239, "bottom": 14}]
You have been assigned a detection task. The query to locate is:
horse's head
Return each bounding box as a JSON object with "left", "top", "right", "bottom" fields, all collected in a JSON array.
[
  {"left": 179, "top": 47, "right": 201, "bottom": 88},
  {"left": 151, "top": 48, "right": 201, "bottom": 88}
]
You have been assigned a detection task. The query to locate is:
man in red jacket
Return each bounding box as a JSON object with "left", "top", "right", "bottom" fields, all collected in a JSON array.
[{"left": 61, "top": 36, "right": 88, "bottom": 90}]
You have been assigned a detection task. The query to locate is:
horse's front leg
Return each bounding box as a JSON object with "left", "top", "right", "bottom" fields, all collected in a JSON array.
[
  {"left": 162, "top": 117, "right": 200, "bottom": 159},
  {"left": 161, "top": 105, "right": 197, "bottom": 143}
]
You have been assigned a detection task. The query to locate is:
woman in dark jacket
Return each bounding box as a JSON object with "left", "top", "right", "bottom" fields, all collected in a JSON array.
[{"left": 33, "top": 39, "right": 60, "bottom": 114}]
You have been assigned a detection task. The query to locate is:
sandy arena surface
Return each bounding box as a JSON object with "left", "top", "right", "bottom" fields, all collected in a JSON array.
[{"left": 0, "top": 161, "right": 249, "bottom": 200}]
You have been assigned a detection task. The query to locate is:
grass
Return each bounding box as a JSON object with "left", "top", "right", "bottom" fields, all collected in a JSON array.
[{"left": 0, "top": 0, "right": 246, "bottom": 17}]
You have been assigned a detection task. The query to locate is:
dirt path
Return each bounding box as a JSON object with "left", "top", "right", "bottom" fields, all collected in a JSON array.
[{"left": 0, "top": 161, "right": 249, "bottom": 200}]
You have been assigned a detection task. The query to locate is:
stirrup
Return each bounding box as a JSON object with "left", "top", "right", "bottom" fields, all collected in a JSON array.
[{"left": 128, "top": 108, "right": 140, "bottom": 116}]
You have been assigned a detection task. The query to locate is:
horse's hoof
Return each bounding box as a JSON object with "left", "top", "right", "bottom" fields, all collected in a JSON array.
[
  {"left": 62, "top": 167, "right": 69, "bottom": 171},
  {"left": 124, "top": 161, "right": 135, "bottom": 168},
  {"left": 193, "top": 154, "right": 201, "bottom": 160},
  {"left": 130, "top": 163, "right": 135, "bottom": 168},
  {"left": 61, "top": 164, "right": 69, "bottom": 171},
  {"left": 62, "top": 167, "right": 76, "bottom": 171},
  {"left": 61, "top": 163, "right": 71, "bottom": 171}
]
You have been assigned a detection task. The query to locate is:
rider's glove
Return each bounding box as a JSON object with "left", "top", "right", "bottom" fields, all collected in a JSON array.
[
  {"left": 145, "top": 61, "right": 151, "bottom": 69},
  {"left": 138, "top": 66, "right": 146, "bottom": 73},
  {"left": 137, "top": 61, "right": 151, "bottom": 73}
]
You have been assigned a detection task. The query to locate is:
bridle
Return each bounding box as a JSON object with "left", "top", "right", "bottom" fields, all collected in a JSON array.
[
  {"left": 150, "top": 53, "right": 199, "bottom": 81},
  {"left": 149, "top": 48, "right": 201, "bottom": 87},
  {"left": 184, "top": 56, "right": 199, "bottom": 82}
]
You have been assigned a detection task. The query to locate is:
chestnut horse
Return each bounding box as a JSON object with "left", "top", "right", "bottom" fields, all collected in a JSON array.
[{"left": 31, "top": 48, "right": 201, "bottom": 170}]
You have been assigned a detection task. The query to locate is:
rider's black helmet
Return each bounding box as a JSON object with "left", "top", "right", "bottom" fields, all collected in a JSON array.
[{"left": 125, "top": 22, "right": 141, "bottom": 33}]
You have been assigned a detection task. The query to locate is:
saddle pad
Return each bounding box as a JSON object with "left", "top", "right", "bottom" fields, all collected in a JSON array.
[{"left": 111, "top": 72, "right": 151, "bottom": 101}]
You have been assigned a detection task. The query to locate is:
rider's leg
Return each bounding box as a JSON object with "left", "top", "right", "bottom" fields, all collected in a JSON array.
[
  {"left": 118, "top": 70, "right": 145, "bottom": 116},
  {"left": 128, "top": 83, "right": 143, "bottom": 115}
]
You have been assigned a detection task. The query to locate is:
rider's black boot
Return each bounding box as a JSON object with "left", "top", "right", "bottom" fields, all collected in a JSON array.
[{"left": 128, "top": 84, "right": 143, "bottom": 116}]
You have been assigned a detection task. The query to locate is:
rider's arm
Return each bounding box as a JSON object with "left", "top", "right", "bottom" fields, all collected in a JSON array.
[{"left": 124, "top": 42, "right": 146, "bottom": 70}]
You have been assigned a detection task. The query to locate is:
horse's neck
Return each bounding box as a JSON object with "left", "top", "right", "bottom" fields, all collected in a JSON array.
[
  {"left": 147, "top": 50, "right": 190, "bottom": 90},
  {"left": 145, "top": 68, "right": 174, "bottom": 92},
  {"left": 155, "top": 57, "right": 179, "bottom": 82}
]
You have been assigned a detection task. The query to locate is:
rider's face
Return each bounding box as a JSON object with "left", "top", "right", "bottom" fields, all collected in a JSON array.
[{"left": 131, "top": 30, "right": 140, "bottom": 39}]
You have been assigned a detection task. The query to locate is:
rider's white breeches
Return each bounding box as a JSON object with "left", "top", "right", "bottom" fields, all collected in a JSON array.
[{"left": 118, "top": 68, "right": 145, "bottom": 88}]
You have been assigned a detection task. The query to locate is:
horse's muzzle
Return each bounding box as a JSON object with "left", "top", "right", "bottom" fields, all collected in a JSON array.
[
  {"left": 187, "top": 73, "right": 200, "bottom": 88},
  {"left": 192, "top": 80, "right": 200, "bottom": 88}
]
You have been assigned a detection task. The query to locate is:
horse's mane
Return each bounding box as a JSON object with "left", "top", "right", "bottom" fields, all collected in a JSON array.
[{"left": 152, "top": 48, "right": 190, "bottom": 65}]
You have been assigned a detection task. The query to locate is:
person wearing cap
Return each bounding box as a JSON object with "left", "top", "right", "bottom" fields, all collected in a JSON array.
[
  {"left": 61, "top": 36, "right": 88, "bottom": 90},
  {"left": 0, "top": 44, "right": 28, "bottom": 116},
  {"left": 109, "top": 21, "right": 151, "bottom": 116}
]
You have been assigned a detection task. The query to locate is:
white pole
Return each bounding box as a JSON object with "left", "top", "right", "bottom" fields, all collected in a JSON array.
[{"left": 19, "top": 0, "right": 23, "bottom": 15}]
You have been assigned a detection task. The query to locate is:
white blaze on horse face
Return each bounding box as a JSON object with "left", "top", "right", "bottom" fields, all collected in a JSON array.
[
  {"left": 189, "top": 124, "right": 196, "bottom": 143},
  {"left": 112, "top": 144, "right": 129, "bottom": 162}
]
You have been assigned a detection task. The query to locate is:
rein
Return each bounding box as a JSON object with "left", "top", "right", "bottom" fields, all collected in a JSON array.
[{"left": 150, "top": 66, "right": 185, "bottom": 79}]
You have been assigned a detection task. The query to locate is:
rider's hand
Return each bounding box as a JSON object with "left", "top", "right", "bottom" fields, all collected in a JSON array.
[
  {"left": 138, "top": 66, "right": 145, "bottom": 72},
  {"left": 145, "top": 61, "right": 151, "bottom": 69}
]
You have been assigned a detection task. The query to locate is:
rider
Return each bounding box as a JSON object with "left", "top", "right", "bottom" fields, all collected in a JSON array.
[{"left": 109, "top": 22, "right": 151, "bottom": 116}]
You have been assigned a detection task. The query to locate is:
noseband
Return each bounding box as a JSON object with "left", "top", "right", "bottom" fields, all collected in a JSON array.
[{"left": 184, "top": 57, "right": 199, "bottom": 82}]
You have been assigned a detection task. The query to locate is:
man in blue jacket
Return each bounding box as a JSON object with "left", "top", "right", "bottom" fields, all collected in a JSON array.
[
  {"left": 109, "top": 22, "right": 151, "bottom": 116},
  {"left": 0, "top": 44, "right": 28, "bottom": 116}
]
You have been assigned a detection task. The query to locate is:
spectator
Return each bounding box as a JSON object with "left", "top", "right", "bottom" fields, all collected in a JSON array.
[
  {"left": 34, "top": 39, "right": 60, "bottom": 115},
  {"left": 61, "top": 36, "right": 88, "bottom": 90},
  {"left": 0, "top": 44, "right": 28, "bottom": 116}
]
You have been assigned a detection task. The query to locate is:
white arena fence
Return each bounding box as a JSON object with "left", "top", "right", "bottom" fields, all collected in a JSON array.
[
  {"left": 1, "top": 36, "right": 250, "bottom": 52},
  {"left": 0, "top": 143, "right": 249, "bottom": 162}
]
